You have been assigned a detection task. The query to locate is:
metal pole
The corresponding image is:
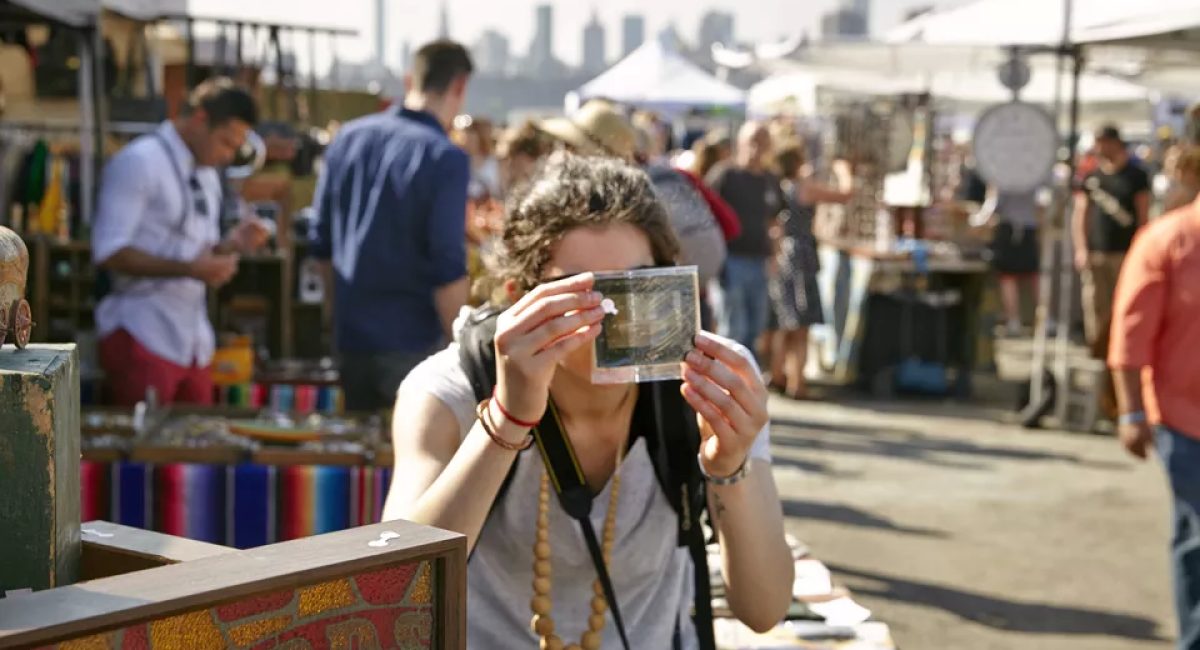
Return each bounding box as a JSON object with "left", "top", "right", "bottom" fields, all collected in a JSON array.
[
  {"left": 185, "top": 17, "right": 196, "bottom": 88},
  {"left": 236, "top": 22, "right": 244, "bottom": 70},
  {"left": 1054, "top": 46, "right": 1082, "bottom": 427},
  {"left": 308, "top": 29, "right": 319, "bottom": 125},
  {"left": 77, "top": 27, "right": 97, "bottom": 230},
  {"left": 216, "top": 21, "right": 227, "bottom": 76},
  {"left": 1028, "top": 0, "right": 1072, "bottom": 418}
]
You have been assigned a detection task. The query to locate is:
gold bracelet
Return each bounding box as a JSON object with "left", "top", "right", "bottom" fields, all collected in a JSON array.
[{"left": 476, "top": 398, "right": 535, "bottom": 451}]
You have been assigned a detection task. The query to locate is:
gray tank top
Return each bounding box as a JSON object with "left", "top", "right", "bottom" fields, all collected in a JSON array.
[{"left": 399, "top": 342, "right": 772, "bottom": 649}]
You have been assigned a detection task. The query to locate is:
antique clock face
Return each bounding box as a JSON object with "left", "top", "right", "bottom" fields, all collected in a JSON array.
[{"left": 973, "top": 102, "right": 1059, "bottom": 193}]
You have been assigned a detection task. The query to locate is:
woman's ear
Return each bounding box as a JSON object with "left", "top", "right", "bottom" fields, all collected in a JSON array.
[{"left": 504, "top": 279, "right": 521, "bottom": 303}]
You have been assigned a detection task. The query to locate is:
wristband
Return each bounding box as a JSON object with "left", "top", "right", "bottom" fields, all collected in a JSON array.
[
  {"left": 1118, "top": 411, "right": 1148, "bottom": 426},
  {"left": 476, "top": 398, "right": 534, "bottom": 451},
  {"left": 698, "top": 453, "right": 749, "bottom": 486},
  {"left": 491, "top": 388, "right": 541, "bottom": 428}
]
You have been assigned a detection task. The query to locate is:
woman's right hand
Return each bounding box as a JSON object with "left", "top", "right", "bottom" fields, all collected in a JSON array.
[{"left": 492, "top": 273, "right": 605, "bottom": 424}]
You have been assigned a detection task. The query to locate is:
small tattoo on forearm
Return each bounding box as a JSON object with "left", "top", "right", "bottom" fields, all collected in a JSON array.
[{"left": 712, "top": 493, "right": 727, "bottom": 521}]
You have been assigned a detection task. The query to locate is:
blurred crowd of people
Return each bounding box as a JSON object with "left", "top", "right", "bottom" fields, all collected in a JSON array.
[{"left": 439, "top": 96, "right": 854, "bottom": 403}]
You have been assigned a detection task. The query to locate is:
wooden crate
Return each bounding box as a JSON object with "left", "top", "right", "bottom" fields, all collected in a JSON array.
[
  {"left": 0, "top": 344, "right": 80, "bottom": 592},
  {"left": 0, "top": 520, "right": 466, "bottom": 649}
]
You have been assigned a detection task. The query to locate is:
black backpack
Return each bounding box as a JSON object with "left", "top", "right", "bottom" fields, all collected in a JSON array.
[{"left": 457, "top": 304, "right": 717, "bottom": 650}]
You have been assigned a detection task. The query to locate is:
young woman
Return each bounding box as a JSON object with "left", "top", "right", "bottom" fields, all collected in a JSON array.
[
  {"left": 768, "top": 145, "right": 852, "bottom": 400},
  {"left": 383, "top": 153, "right": 793, "bottom": 649}
]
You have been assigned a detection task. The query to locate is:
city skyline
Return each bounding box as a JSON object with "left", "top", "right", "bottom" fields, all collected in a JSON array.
[{"left": 184, "top": 0, "right": 957, "bottom": 75}]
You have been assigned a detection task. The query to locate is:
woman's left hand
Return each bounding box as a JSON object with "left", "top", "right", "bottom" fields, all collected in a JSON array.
[{"left": 681, "top": 331, "right": 770, "bottom": 479}]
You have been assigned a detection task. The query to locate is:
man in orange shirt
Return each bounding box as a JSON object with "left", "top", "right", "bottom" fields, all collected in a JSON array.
[{"left": 1109, "top": 194, "right": 1200, "bottom": 648}]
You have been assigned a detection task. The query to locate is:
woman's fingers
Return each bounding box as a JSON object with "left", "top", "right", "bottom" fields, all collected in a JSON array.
[
  {"left": 681, "top": 364, "right": 756, "bottom": 439},
  {"left": 535, "top": 321, "right": 603, "bottom": 361},
  {"left": 681, "top": 382, "right": 737, "bottom": 442},
  {"left": 694, "top": 331, "right": 769, "bottom": 396},
  {"left": 507, "top": 305, "right": 605, "bottom": 357},
  {"left": 683, "top": 349, "right": 763, "bottom": 423},
  {"left": 509, "top": 272, "right": 595, "bottom": 317},
  {"left": 512, "top": 291, "right": 602, "bottom": 335}
]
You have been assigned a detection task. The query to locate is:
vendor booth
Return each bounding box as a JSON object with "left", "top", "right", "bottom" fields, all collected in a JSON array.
[{"left": 571, "top": 35, "right": 746, "bottom": 115}]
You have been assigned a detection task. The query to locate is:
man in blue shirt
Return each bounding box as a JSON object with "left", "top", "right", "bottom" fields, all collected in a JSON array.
[{"left": 312, "top": 40, "right": 474, "bottom": 412}]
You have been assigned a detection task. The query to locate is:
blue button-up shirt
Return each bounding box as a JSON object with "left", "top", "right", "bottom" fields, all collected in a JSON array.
[
  {"left": 92, "top": 122, "right": 222, "bottom": 367},
  {"left": 311, "top": 107, "right": 469, "bottom": 354}
]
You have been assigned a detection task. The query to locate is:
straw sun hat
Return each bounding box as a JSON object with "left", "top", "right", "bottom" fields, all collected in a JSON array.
[{"left": 537, "top": 101, "right": 638, "bottom": 160}]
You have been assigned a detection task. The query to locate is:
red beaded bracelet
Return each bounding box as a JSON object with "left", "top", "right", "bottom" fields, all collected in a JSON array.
[{"left": 491, "top": 388, "right": 541, "bottom": 428}]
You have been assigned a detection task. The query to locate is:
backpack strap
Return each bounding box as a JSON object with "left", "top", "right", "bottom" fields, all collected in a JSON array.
[
  {"left": 457, "top": 304, "right": 503, "bottom": 403},
  {"left": 645, "top": 381, "right": 717, "bottom": 650},
  {"left": 456, "top": 304, "right": 524, "bottom": 523}
]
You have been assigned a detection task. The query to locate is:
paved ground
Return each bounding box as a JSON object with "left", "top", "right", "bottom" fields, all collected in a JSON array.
[{"left": 769, "top": 386, "right": 1174, "bottom": 650}]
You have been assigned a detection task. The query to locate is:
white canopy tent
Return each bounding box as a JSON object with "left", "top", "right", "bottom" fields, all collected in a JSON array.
[
  {"left": 6, "top": 0, "right": 179, "bottom": 25},
  {"left": 881, "top": 0, "right": 1200, "bottom": 95},
  {"left": 749, "top": 63, "right": 1152, "bottom": 127},
  {"left": 574, "top": 36, "right": 746, "bottom": 114},
  {"left": 886, "top": 0, "right": 1200, "bottom": 48}
]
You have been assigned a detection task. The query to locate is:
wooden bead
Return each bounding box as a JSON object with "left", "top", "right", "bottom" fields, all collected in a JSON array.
[
  {"left": 591, "top": 595, "right": 607, "bottom": 614},
  {"left": 534, "top": 541, "right": 552, "bottom": 560},
  {"left": 531, "top": 594, "right": 552, "bottom": 616},
  {"left": 565, "top": 645, "right": 583, "bottom": 650},
  {"left": 540, "top": 636, "right": 564, "bottom": 650},
  {"left": 535, "top": 560, "right": 552, "bottom": 577},
  {"left": 593, "top": 581, "right": 605, "bottom": 597},
  {"left": 532, "top": 614, "right": 555, "bottom": 637},
  {"left": 533, "top": 577, "right": 552, "bottom": 596},
  {"left": 589, "top": 614, "right": 607, "bottom": 631},
  {"left": 537, "top": 528, "right": 549, "bottom": 543},
  {"left": 581, "top": 631, "right": 602, "bottom": 650}
]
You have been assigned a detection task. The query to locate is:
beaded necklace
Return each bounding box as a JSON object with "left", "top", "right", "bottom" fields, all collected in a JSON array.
[{"left": 529, "top": 449, "right": 623, "bottom": 650}]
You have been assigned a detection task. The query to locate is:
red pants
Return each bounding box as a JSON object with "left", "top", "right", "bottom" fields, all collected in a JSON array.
[{"left": 99, "top": 329, "right": 214, "bottom": 407}]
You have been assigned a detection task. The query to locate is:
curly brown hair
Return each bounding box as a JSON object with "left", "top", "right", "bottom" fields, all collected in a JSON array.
[{"left": 487, "top": 152, "right": 680, "bottom": 300}]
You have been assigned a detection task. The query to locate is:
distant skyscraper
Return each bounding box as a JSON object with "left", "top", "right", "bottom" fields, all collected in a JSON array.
[
  {"left": 821, "top": 7, "right": 868, "bottom": 39},
  {"left": 522, "top": 4, "right": 567, "bottom": 77},
  {"left": 622, "top": 15, "right": 645, "bottom": 58},
  {"left": 698, "top": 10, "right": 735, "bottom": 55},
  {"left": 474, "top": 29, "right": 511, "bottom": 77},
  {"left": 531, "top": 4, "right": 554, "bottom": 64},
  {"left": 850, "top": 0, "right": 872, "bottom": 28},
  {"left": 374, "top": 0, "right": 386, "bottom": 67},
  {"left": 582, "top": 10, "right": 606, "bottom": 74},
  {"left": 438, "top": 1, "right": 451, "bottom": 39}
]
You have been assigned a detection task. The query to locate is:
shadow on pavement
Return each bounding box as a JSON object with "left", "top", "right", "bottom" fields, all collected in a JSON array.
[
  {"left": 771, "top": 417, "right": 1129, "bottom": 472},
  {"left": 771, "top": 454, "right": 862, "bottom": 478},
  {"left": 826, "top": 563, "right": 1166, "bottom": 642},
  {"left": 781, "top": 499, "right": 948, "bottom": 538}
]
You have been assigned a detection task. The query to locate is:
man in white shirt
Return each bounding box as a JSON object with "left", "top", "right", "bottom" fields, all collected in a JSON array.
[{"left": 92, "top": 78, "right": 267, "bottom": 406}]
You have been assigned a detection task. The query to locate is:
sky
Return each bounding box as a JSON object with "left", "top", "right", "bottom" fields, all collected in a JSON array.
[{"left": 186, "top": 0, "right": 963, "bottom": 73}]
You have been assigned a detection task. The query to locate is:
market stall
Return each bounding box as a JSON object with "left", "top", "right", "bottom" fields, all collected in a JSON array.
[
  {"left": 80, "top": 401, "right": 388, "bottom": 549},
  {"left": 749, "top": 74, "right": 994, "bottom": 395},
  {"left": 0, "top": 4, "right": 358, "bottom": 401},
  {"left": 570, "top": 35, "right": 746, "bottom": 115}
]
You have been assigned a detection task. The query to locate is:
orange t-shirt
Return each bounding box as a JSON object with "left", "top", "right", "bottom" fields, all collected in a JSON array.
[{"left": 1109, "top": 196, "right": 1200, "bottom": 436}]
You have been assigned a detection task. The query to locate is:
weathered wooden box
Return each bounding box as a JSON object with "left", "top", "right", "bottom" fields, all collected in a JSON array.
[
  {"left": 0, "top": 344, "right": 80, "bottom": 592},
  {"left": 0, "top": 519, "right": 466, "bottom": 649}
]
